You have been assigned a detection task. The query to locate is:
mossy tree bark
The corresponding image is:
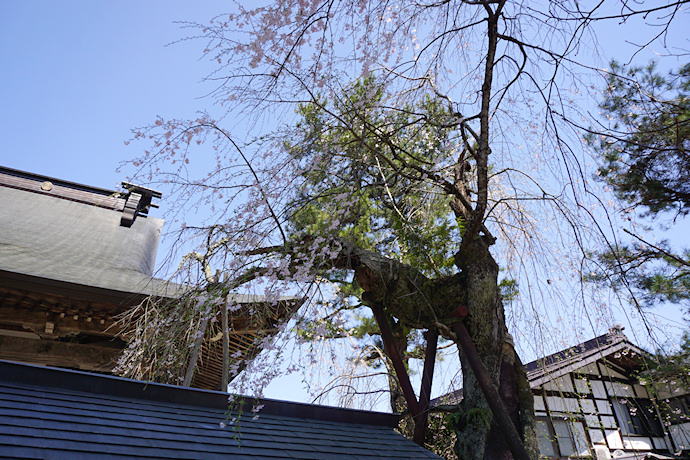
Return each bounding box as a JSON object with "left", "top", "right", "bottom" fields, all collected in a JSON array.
[{"left": 453, "top": 238, "right": 539, "bottom": 460}]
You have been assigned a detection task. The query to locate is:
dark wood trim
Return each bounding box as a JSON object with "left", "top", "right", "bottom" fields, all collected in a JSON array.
[
  {"left": 0, "top": 269, "right": 159, "bottom": 309},
  {"left": 0, "top": 165, "right": 126, "bottom": 208},
  {"left": 0, "top": 335, "right": 122, "bottom": 372},
  {"left": 0, "top": 307, "right": 120, "bottom": 338}
]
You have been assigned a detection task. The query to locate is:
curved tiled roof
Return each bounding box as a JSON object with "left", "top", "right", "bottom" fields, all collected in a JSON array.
[{"left": 0, "top": 167, "right": 176, "bottom": 304}]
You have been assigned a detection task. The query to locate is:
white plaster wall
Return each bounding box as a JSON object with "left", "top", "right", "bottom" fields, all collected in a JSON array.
[
  {"left": 605, "top": 381, "right": 634, "bottom": 398},
  {"left": 605, "top": 430, "right": 624, "bottom": 449},
  {"left": 544, "top": 375, "right": 575, "bottom": 393},
  {"left": 596, "top": 399, "right": 612, "bottom": 414},
  {"left": 591, "top": 380, "right": 607, "bottom": 399},
  {"left": 575, "top": 378, "right": 590, "bottom": 394}
]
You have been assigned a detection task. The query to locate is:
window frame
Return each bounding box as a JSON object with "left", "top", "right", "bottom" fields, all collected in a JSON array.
[
  {"left": 536, "top": 416, "right": 590, "bottom": 458},
  {"left": 612, "top": 397, "right": 664, "bottom": 437}
]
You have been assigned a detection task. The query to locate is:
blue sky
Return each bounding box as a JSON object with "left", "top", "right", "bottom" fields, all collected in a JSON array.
[
  {"left": 0, "top": 1, "right": 368, "bottom": 405},
  {"left": 0, "top": 0, "right": 319, "bottom": 401},
  {"left": 1, "top": 1, "right": 687, "bottom": 405},
  {"left": 0, "top": 1, "right": 223, "bottom": 188},
  {"left": 3, "top": 1, "right": 684, "bottom": 189}
]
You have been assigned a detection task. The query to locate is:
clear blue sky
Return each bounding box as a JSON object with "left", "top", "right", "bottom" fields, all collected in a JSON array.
[
  {"left": 0, "top": 0, "right": 319, "bottom": 402},
  {"left": 0, "top": 1, "right": 372, "bottom": 405},
  {"left": 1, "top": 1, "right": 687, "bottom": 406},
  {"left": 3, "top": 1, "right": 682, "bottom": 188},
  {"left": 0, "top": 1, "right": 225, "bottom": 188}
]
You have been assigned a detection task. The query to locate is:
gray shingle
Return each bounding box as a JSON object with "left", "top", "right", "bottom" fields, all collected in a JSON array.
[{"left": 0, "top": 361, "right": 440, "bottom": 459}]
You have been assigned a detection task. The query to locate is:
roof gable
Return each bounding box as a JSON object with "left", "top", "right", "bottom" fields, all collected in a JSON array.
[{"left": 525, "top": 328, "right": 648, "bottom": 387}]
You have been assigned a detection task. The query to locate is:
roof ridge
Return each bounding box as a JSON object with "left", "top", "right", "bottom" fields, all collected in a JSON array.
[
  {"left": 524, "top": 327, "right": 630, "bottom": 374},
  {"left": 0, "top": 165, "right": 126, "bottom": 210}
]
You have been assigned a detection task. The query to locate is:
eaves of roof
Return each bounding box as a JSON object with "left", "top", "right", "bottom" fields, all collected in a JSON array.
[
  {"left": 0, "top": 167, "right": 298, "bottom": 308},
  {"left": 0, "top": 268, "right": 180, "bottom": 310},
  {"left": 0, "top": 175, "right": 172, "bottom": 302},
  {"left": 525, "top": 332, "right": 648, "bottom": 387}
]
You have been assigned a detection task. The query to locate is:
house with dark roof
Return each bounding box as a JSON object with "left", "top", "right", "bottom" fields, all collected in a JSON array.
[
  {"left": 528, "top": 327, "right": 690, "bottom": 459},
  {"left": 434, "top": 327, "right": 690, "bottom": 459}
]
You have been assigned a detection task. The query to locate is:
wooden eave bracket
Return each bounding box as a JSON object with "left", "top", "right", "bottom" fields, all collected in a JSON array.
[{"left": 119, "top": 182, "right": 162, "bottom": 227}]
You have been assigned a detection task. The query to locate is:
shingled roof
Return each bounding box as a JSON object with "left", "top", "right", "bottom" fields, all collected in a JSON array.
[
  {"left": 0, "top": 360, "right": 440, "bottom": 459},
  {"left": 525, "top": 326, "right": 647, "bottom": 387}
]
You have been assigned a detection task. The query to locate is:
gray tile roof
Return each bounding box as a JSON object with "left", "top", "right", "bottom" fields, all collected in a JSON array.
[
  {"left": 0, "top": 166, "right": 295, "bottom": 305},
  {"left": 524, "top": 327, "right": 647, "bottom": 387},
  {"left": 0, "top": 360, "right": 441, "bottom": 459},
  {"left": 0, "top": 178, "right": 177, "bottom": 301},
  {"left": 431, "top": 328, "right": 642, "bottom": 407},
  {"left": 524, "top": 329, "right": 626, "bottom": 375}
]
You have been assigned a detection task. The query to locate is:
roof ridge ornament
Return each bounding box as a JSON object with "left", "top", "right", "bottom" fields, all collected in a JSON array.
[
  {"left": 119, "top": 182, "right": 162, "bottom": 227},
  {"left": 607, "top": 324, "right": 626, "bottom": 340}
]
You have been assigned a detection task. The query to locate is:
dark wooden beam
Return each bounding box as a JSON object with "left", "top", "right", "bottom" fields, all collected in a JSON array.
[
  {"left": 0, "top": 335, "right": 121, "bottom": 372},
  {"left": 370, "top": 305, "right": 420, "bottom": 416},
  {"left": 413, "top": 328, "right": 438, "bottom": 445},
  {"left": 0, "top": 307, "right": 120, "bottom": 338},
  {"left": 451, "top": 321, "right": 530, "bottom": 460}
]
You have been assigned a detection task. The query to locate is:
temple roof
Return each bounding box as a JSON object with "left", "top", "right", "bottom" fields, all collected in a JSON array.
[
  {"left": 0, "top": 165, "right": 302, "bottom": 389},
  {"left": 0, "top": 166, "right": 177, "bottom": 305}
]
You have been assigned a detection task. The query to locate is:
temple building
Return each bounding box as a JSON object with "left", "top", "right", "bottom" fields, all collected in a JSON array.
[
  {"left": 0, "top": 166, "right": 296, "bottom": 389},
  {"left": 0, "top": 165, "right": 441, "bottom": 459}
]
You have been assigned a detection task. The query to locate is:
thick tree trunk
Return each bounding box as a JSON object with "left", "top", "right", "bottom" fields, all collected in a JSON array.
[{"left": 453, "top": 238, "right": 538, "bottom": 460}]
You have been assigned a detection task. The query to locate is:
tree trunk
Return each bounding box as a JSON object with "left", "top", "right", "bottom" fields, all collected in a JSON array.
[
  {"left": 331, "top": 238, "right": 537, "bottom": 458},
  {"left": 453, "top": 238, "right": 538, "bottom": 460}
]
